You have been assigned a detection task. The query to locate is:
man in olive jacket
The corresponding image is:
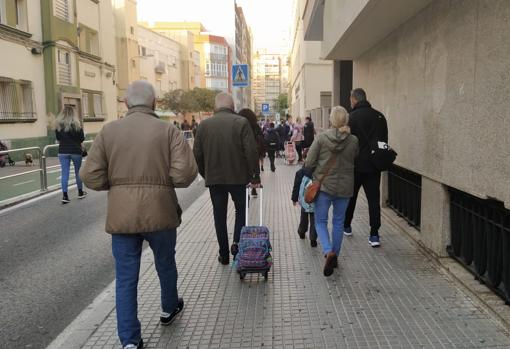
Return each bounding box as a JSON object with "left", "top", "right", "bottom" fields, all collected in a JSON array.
[
  {"left": 80, "top": 80, "right": 198, "bottom": 349},
  {"left": 193, "top": 93, "right": 259, "bottom": 265}
]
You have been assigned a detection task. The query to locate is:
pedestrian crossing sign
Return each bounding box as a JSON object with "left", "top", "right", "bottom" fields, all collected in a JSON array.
[{"left": 232, "top": 64, "right": 249, "bottom": 87}]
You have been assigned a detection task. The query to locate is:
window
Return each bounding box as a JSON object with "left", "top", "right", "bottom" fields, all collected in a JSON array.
[
  {"left": 81, "top": 93, "right": 89, "bottom": 118},
  {"left": 0, "top": 78, "right": 36, "bottom": 121},
  {"left": 54, "top": 0, "right": 72, "bottom": 23},
  {"left": 79, "top": 27, "right": 99, "bottom": 56},
  {"left": 15, "top": 0, "right": 28, "bottom": 31},
  {"left": 93, "top": 94, "right": 103, "bottom": 118},
  {"left": 0, "top": 0, "right": 5, "bottom": 24},
  {"left": 57, "top": 49, "right": 72, "bottom": 85},
  {"left": 130, "top": 26, "right": 134, "bottom": 35},
  {"left": 141, "top": 46, "right": 146, "bottom": 56}
]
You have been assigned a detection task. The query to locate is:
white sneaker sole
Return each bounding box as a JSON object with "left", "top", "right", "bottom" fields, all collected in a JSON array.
[
  {"left": 343, "top": 231, "right": 353, "bottom": 237},
  {"left": 368, "top": 239, "right": 381, "bottom": 247}
]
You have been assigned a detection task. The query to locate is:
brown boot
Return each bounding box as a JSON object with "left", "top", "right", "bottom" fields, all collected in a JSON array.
[{"left": 323, "top": 252, "right": 336, "bottom": 277}]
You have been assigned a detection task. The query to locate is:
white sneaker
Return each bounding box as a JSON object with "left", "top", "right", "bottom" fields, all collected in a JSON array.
[{"left": 343, "top": 227, "right": 353, "bottom": 236}]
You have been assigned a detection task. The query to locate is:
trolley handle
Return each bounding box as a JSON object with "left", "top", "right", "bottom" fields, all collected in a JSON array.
[{"left": 245, "top": 184, "right": 263, "bottom": 226}]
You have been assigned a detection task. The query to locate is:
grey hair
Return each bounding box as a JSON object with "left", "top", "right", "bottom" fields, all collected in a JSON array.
[
  {"left": 215, "top": 92, "right": 234, "bottom": 111},
  {"left": 126, "top": 80, "right": 156, "bottom": 108},
  {"left": 54, "top": 106, "right": 82, "bottom": 132},
  {"left": 351, "top": 88, "right": 367, "bottom": 103}
]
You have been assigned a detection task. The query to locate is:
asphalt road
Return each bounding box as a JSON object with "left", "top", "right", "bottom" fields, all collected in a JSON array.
[{"left": 0, "top": 178, "right": 206, "bottom": 349}]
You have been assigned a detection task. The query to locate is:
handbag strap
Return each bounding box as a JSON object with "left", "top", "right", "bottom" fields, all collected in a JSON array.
[{"left": 318, "top": 153, "right": 337, "bottom": 184}]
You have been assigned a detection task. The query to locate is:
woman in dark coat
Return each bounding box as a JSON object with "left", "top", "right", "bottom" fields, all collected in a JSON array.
[
  {"left": 54, "top": 106, "right": 86, "bottom": 204},
  {"left": 238, "top": 108, "right": 265, "bottom": 196}
]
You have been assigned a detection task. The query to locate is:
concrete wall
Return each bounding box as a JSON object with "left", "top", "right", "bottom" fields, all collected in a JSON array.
[{"left": 353, "top": 0, "right": 510, "bottom": 208}]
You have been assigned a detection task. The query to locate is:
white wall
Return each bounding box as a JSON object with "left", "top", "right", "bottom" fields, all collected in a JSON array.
[
  {"left": 0, "top": 41, "right": 47, "bottom": 140},
  {"left": 289, "top": 0, "right": 332, "bottom": 119},
  {"left": 76, "top": 0, "right": 100, "bottom": 31}
]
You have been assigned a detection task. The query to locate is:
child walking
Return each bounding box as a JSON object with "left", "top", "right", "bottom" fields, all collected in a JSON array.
[{"left": 291, "top": 166, "right": 317, "bottom": 247}]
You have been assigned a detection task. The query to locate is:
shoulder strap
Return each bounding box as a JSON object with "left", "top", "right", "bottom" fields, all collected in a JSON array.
[{"left": 318, "top": 153, "right": 337, "bottom": 184}]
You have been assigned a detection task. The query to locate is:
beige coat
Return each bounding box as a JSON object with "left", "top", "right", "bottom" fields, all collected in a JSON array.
[{"left": 80, "top": 106, "right": 198, "bottom": 234}]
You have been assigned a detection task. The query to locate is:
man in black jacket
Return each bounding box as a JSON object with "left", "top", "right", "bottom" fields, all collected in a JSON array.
[
  {"left": 343, "top": 88, "right": 388, "bottom": 247},
  {"left": 303, "top": 116, "right": 315, "bottom": 149}
]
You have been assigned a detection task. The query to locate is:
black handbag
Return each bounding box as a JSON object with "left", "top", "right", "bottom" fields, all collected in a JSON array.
[{"left": 81, "top": 146, "right": 88, "bottom": 158}]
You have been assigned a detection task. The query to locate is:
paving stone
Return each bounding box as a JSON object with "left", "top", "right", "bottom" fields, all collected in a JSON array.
[{"left": 80, "top": 160, "right": 510, "bottom": 348}]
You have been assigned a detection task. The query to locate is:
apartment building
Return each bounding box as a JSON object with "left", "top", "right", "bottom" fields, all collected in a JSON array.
[
  {"left": 0, "top": 0, "right": 119, "bottom": 149},
  {"left": 0, "top": 0, "right": 46, "bottom": 148},
  {"left": 138, "top": 25, "right": 182, "bottom": 98},
  {"left": 146, "top": 22, "right": 202, "bottom": 91},
  {"left": 289, "top": 0, "right": 332, "bottom": 121},
  {"left": 112, "top": 0, "right": 139, "bottom": 117},
  {"left": 252, "top": 51, "right": 288, "bottom": 117}
]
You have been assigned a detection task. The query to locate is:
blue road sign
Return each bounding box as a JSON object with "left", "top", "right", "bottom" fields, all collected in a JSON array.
[
  {"left": 232, "top": 64, "right": 249, "bottom": 87},
  {"left": 262, "top": 103, "right": 270, "bottom": 114}
]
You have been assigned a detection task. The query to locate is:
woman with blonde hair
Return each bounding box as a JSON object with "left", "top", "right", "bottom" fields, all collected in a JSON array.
[
  {"left": 304, "top": 106, "right": 359, "bottom": 277},
  {"left": 54, "top": 106, "right": 86, "bottom": 204}
]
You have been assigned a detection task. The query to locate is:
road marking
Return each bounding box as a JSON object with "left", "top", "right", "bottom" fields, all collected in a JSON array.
[{"left": 13, "top": 180, "right": 35, "bottom": 187}]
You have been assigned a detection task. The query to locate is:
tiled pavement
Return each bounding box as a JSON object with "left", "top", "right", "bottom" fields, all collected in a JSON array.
[{"left": 58, "top": 160, "right": 510, "bottom": 348}]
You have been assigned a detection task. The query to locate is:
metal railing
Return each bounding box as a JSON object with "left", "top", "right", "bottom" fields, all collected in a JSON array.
[
  {"left": 1, "top": 131, "right": 190, "bottom": 203},
  {"left": 0, "top": 147, "right": 44, "bottom": 191},
  {"left": 387, "top": 165, "right": 422, "bottom": 229},
  {"left": 447, "top": 188, "right": 510, "bottom": 304}
]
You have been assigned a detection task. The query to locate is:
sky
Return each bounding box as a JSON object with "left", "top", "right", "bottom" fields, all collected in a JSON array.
[{"left": 137, "top": 0, "right": 294, "bottom": 53}]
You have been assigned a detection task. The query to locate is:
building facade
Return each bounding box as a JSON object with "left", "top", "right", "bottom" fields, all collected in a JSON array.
[
  {"left": 146, "top": 22, "right": 202, "bottom": 91},
  {"left": 196, "top": 33, "right": 231, "bottom": 93},
  {"left": 304, "top": 0, "right": 510, "bottom": 266},
  {"left": 0, "top": 0, "right": 119, "bottom": 149},
  {"left": 289, "top": 0, "right": 333, "bottom": 122},
  {"left": 112, "top": 0, "right": 139, "bottom": 118},
  {"left": 252, "top": 51, "right": 288, "bottom": 117},
  {"left": 137, "top": 26, "right": 182, "bottom": 99},
  {"left": 234, "top": 3, "right": 252, "bottom": 110},
  {"left": 0, "top": 0, "right": 46, "bottom": 148}
]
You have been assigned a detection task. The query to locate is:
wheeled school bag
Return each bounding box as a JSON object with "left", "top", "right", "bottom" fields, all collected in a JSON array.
[
  {"left": 235, "top": 187, "right": 272, "bottom": 280},
  {"left": 284, "top": 141, "right": 296, "bottom": 165}
]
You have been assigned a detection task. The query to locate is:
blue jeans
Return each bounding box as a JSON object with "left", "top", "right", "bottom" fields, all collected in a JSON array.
[
  {"left": 58, "top": 154, "right": 83, "bottom": 192},
  {"left": 315, "top": 191, "right": 350, "bottom": 256},
  {"left": 112, "top": 229, "right": 178, "bottom": 347}
]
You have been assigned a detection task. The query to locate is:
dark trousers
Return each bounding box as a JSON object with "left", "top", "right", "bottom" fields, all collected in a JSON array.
[
  {"left": 267, "top": 149, "right": 276, "bottom": 171},
  {"left": 298, "top": 210, "right": 317, "bottom": 241},
  {"left": 295, "top": 141, "right": 303, "bottom": 162},
  {"left": 209, "top": 185, "right": 246, "bottom": 257},
  {"left": 344, "top": 172, "right": 381, "bottom": 236}
]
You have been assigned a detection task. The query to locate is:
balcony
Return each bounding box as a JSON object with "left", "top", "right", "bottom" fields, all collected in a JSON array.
[{"left": 303, "top": 0, "right": 433, "bottom": 59}]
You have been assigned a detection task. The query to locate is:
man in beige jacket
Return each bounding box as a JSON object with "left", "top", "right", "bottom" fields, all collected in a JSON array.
[{"left": 80, "top": 80, "right": 198, "bottom": 349}]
